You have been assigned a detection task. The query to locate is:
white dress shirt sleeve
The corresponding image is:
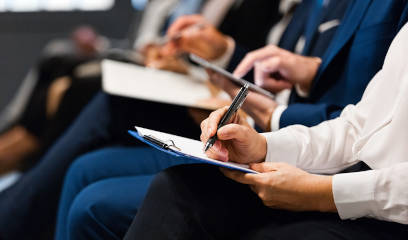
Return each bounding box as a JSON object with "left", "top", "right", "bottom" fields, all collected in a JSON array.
[
  {"left": 294, "top": 84, "right": 309, "bottom": 97},
  {"left": 262, "top": 68, "right": 380, "bottom": 173},
  {"left": 270, "top": 105, "right": 287, "bottom": 131},
  {"left": 262, "top": 104, "right": 364, "bottom": 174},
  {"left": 261, "top": 68, "right": 408, "bottom": 224},
  {"left": 333, "top": 163, "right": 408, "bottom": 224},
  {"left": 260, "top": 23, "right": 408, "bottom": 224}
]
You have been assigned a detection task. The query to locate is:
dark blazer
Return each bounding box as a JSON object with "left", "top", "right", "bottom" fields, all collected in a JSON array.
[
  {"left": 219, "top": 0, "right": 281, "bottom": 51},
  {"left": 280, "top": 0, "right": 408, "bottom": 128},
  {"left": 227, "top": 0, "right": 349, "bottom": 81}
]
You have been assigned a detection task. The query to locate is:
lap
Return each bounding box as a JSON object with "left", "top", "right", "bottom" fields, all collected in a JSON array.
[
  {"left": 242, "top": 214, "right": 407, "bottom": 240},
  {"left": 68, "top": 146, "right": 197, "bottom": 185},
  {"left": 127, "top": 164, "right": 408, "bottom": 240},
  {"left": 68, "top": 175, "right": 154, "bottom": 239}
]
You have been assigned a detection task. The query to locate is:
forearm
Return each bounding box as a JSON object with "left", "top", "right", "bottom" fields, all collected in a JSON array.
[{"left": 264, "top": 105, "right": 363, "bottom": 174}]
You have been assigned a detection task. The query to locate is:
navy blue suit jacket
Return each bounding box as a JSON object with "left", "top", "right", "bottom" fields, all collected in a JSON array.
[{"left": 281, "top": 0, "right": 408, "bottom": 128}]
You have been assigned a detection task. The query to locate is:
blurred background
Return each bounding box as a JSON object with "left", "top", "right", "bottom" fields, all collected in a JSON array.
[{"left": 0, "top": 0, "right": 145, "bottom": 112}]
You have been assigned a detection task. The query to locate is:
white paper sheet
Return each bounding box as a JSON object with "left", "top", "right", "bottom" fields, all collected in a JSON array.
[{"left": 102, "top": 60, "right": 226, "bottom": 110}]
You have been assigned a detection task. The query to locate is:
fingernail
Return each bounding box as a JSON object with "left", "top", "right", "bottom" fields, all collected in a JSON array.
[{"left": 234, "top": 73, "right": 243, "bottom": 78}]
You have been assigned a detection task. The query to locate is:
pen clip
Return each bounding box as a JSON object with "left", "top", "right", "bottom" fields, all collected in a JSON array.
[{"left": 143, "top": 135, "right": 181, "bottom": 152}]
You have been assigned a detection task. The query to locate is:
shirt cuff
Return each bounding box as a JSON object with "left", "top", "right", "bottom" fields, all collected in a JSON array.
[
  {"left": 333, "top": 170, "right": 378, "bottom": 220},
  {"left": 209, "top": 37, "right": 235, "bottom": 69},
  {"left": 271, "top": 105, "right": 287, "bottom": 131},
  {"left": 295, "top": 84, "right": 309, "bottom": 97},
  {"left": 261, "top": 128, "right": 299, "bottom": 165}
]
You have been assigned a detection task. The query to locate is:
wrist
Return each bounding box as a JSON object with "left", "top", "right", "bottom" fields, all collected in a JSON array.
[
  {"left": 309, "top": 175, "right": 337, "bottom": 212},
  {"left": 262, "top": 103, "right": 276, "bottom": 131},
  {"left": 207, "top": 34, "right": 230, "bottom": 60},
  {"left": 225, "top": 82, "right": 240, "bottom": 97},
  {"left": 255, "top": 134, "right": 268, "bottom": 163},
  {"left": 298, "top": 57, "right": 321, "bottom": 93},
  {"left": 210, "top": 37, "right": 235, "bottom": 68}
]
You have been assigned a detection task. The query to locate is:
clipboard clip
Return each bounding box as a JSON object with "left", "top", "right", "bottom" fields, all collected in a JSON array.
[{"left": 142, "top": 135, "right": 181, "bottom": 152}]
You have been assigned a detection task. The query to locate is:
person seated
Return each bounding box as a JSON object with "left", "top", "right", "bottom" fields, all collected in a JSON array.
[
  {"left": 124, "top": 21, "right": 408, "bottom": 240},
  {"left": 0, "top": 25, "right": 112, "bottom": 175},
  {"left": 51, "top": 1, "right": 408, "bottom": 239},
  {"left": 0, "top": 1, "right": 283, "bottom": 239},
  {"left": 0, "top": 0, "right": 213, "bottom": 175}
]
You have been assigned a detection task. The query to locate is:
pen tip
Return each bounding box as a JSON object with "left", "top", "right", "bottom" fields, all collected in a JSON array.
[{"left": 203, "top": 143, "right": 210, "bottom": 152}]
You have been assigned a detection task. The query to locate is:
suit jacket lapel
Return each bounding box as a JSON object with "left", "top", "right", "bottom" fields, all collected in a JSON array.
[{"left": 310, "top": 0, "right": 372, "bottom": 93}]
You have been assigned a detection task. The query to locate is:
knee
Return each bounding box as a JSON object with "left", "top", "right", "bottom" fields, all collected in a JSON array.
[
  {"left": 66, "top": 195, "right": 96, "bottom": 239},
  {"left": 66, "top": 184, "right": 118, "bottom": 240},
  {"left": 65, "top": 151, "right": 100, "bottom": 185}
]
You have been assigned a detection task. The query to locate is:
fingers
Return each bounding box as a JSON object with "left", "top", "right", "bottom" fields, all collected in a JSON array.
[
  {"left": 160, "top": 42, "right": 179, "bottom": 57},
  {"left": 205, "top": 140, "right": 229, "bottom": 161},
  {"left": 261, "top": 79, "right": 293, "bottom": 93},
  {"left": 167, "top": 15, "right": 205, "bottom": 37},
  {"left": 217, "top": 123, "right": 250, "bottom": 141},
  {"left": 220, "top": 168, "right": 259, "bottom": 184},
  {"left": 233, "top": 45, "right": 280, "bottom": 78},
  {"left": 163, "top": 15, "right": 207, "bottom": 57},
  {"left": 249, "top": 162, "right": 281, "bottom": 173},
  {"left": 207, "top": 70, "right": 227, "bottom": 87},
  {"left": 253, "top": 56, "right": 293, "bottom": 93},
  {"left": 202, "top": 106, "right": 229, "bottom": 139},
  {"left": 200, "top": 119, "right": 209, "bottom": 142}
]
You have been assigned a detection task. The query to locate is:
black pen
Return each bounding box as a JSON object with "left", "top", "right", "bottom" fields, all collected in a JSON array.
[{"left": 204, "top": 84, "right": 249, "bottom": 152}]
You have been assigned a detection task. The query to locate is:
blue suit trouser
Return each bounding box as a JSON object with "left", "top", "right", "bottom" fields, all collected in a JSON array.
[
  {"left": 55, "top": 147, "right": 196, "bottom": 240},
  {"left": 0, "top": 92, "right": 201, "bottom": 240}
]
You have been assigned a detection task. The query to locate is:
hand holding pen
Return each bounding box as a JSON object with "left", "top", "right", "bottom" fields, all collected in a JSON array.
[
  {"left": 160, "top": 15, "right": 229, "bottom": 60},
  {"left": 204, "top": 84, "right": 249, "bottom": 152},
  {"left": 200, "top": 84, "right": 267, "bottom": 164}
]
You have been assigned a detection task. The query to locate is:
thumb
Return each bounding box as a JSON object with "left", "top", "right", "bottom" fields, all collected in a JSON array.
[
  {"left": 249, "top": 162, "right": 278, "bottom": 173},
  {"left": 261, "top": 79, "right": 293, "bottom": 93},
  {"left": 217, "top": 124, "right": 248, "bottom": 142}
]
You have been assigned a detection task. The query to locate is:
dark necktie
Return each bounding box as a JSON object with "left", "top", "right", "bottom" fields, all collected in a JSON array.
[{"left": 302, "top": 0, "right": 325, "bottom": 54}]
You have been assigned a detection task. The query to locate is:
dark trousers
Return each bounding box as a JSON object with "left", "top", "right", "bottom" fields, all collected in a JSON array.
[
  {"left": 0, "top": 92, "right": 201, "bottom": 240},
  {"left": 125, "top": 164, "right": 408, "bottom": 240}
]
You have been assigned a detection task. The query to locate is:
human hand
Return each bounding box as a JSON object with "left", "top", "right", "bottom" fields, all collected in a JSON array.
[
  {"left": 162, "top": 15, "right": 229, "bottom": 60},
  {"left": 233, "top": 45, "right": 322, "bottom": 93},
  {"left": 143, "top": 44, "right": 189, "bottom": 74},
  {"left": 72, "top": 26, "right": 102, "bottom": 56},
  {"left": 206, "top": 69, "right": 240, "bottom": 96},
  {"left": 200, "top": 107, "right": 267, "bottom": 163},
  {"left": 221, "top": 162, "right": 336, "bottom": 212},
  {"left": 206, "top": 70, "right": 278, "bottom": 131}
]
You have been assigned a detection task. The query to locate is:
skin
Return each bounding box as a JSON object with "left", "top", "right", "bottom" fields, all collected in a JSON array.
[
  {"left": 207, "top": 45, "right": 322, "bottom": 131},
  {"left": 162, "top": 15, "right": 229, "bottom": 60},
  {"left": 201, "top": 107, "right": 337, "bottom": 213},
  {"left": 143, "top": 44, "right": 189, "bottom": 74},
  {"left": 233, "top": 45, "right": 322, "bottom": 93},
  {"left": 207, "top": 70, "right": 277, "bottom": 131}
]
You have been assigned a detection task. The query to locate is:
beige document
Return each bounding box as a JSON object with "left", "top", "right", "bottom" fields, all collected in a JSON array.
[{"left": 102, "top": 60, "right": 228, "bottom": 110}]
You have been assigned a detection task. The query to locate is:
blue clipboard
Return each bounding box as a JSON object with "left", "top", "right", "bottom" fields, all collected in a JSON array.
[{"left": 128, "top": 129, "right": 257, "bottom": 174}]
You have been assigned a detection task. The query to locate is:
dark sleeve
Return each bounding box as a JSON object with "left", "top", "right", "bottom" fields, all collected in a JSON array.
[
  {"left": 218, "top": 0, "right": 281, "bottom": 51},
  {"left": 279, "top": 103, "right": 343, "bottom": 128}
]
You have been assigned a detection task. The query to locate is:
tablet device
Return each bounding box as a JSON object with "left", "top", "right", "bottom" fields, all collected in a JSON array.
[{"left": 189, "top": 54, "right": 275, "bottom": 99}]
